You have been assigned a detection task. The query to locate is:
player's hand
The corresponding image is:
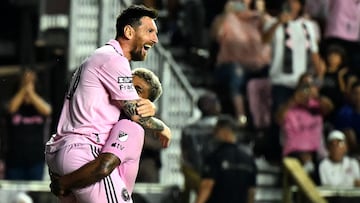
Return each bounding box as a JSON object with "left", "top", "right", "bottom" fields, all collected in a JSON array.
[
  {"left": 49, "top": 171, "right": 70, "bottom": 197},
  {"left": 157, "top": 125, "right": 172, "bottom": 148},
  {"left": 136, "top": 98, "right": 156, "bottom": 117}
]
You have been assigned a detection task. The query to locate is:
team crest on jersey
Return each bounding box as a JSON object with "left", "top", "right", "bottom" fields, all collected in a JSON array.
[
  {"left": 118, "top": 131, "right": 128, "bottom": 142},
  {"left": 121, "top": 188, "right": 131, "bottom": 202}
]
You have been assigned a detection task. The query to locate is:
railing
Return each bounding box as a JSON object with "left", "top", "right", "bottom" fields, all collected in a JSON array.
[
  {"left": 283, "top": 157, "right": 327, "bottom": 203},
  {"left": 283, "top": 157, "right": 360, "bottom": 203},
  {"left": 318, "top": 187, "right": 360, "bottom": 198}
]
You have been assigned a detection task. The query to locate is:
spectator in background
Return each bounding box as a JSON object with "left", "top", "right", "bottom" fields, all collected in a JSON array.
[
  {"left": 180, "top": 91, "right": 222, "bottom": 203},
  {"left": 322, "top": 0, "right": 360, "bottom": 78},
  {"left": 263, "top": 0, "right": 322, "bottom": 116},
  {"left": 319, "top": 130, "right": 360, "bottom": 188},
  {"left": 262, "top": 0, "right": 322, "bottom": 162},
  {"left": 317, "top": 45, "right": 352, "bottom": 123},
  {"left": 304, "top": 0, "right": 328, "bottom": 37},
  {"left": 4, "top": 69, "right": 52, "bottom": 180},
  {"left": 211, "top": 0, "right": 271, "bottom": 127},
  {"left": 277, "top": 74, "right": 333, "bottom": 178},
  {"left": 334, "top": 81, "right": 360, "bottom": 158},
  {"left": 195, "top": 115, "right": 257, "bottom": 203}
]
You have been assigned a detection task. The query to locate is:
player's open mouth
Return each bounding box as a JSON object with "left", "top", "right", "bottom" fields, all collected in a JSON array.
[{"left": 144, "top": 44, "right": 151, "bottom": 51}]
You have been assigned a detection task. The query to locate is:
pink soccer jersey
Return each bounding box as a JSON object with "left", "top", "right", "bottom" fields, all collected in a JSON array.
[
  {"left": 102, "top": 119, "right": 145, "bottom": 195},
  {"left": 55, "top": 39, "right": 139, "bottom": 145},
  {"left": 46, "top": 141, "right": 134, "bottom": 203}
]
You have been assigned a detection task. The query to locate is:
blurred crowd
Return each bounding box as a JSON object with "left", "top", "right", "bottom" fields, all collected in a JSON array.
[
  {"left": 152, "top": 0, "right": 360, "bottom": 163},
  {"left": 157, "top": 0, "right": 360, "bottom": 202}
]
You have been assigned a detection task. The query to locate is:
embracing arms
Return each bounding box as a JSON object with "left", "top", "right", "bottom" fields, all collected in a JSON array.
[{"left": 50, "top": 98, "right": 171, "bottom": 196}]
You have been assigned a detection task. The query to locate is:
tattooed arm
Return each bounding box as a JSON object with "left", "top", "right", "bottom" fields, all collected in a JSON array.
[
  {"left": 119, "top": 100, "right": 171, "bottom": 147},
  {"left": 49, "top": 99, "right": 171, "bottom": 196}
]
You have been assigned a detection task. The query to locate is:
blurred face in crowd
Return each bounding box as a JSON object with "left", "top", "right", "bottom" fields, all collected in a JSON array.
[
  {"left": 327, "top": 52, "right": 342, "bottom": 70},
  {"left": 328, "top": 139, "right": 347, "bottom": 163},
  {"left": 294, "top": 85, "right": 311, "bottom": 106},
  {"left": 130, "top": 17, "right": 158, "bottom": 61},
  {"left": 286, "top": 0, "right": 302, "bottom": 17}
]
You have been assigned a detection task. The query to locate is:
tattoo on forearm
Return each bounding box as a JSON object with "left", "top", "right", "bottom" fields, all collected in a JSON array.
[
  {"left": 139, "top": 117, "right": 164, "bottom": 131},
  {"left": 122, "top": 100, "right": 164, "bottom": 132},
  {"left": 123, "top": 101, "right": 138, "bottom": 117}
]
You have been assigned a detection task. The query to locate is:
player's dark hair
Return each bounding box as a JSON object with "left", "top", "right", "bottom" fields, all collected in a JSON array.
[{"left": 115, "top": 4, "right": 158, "bottom": 38}]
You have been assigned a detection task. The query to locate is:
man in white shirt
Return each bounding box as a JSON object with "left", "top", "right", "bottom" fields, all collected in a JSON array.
[{"left": 319, "top": 130, "right": 360, "bottom": 187}]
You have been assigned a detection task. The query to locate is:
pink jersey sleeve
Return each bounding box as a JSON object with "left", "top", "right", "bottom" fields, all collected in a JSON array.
[
  {"left": 102, "top": 119, "right": 144, "bottom": 162},
  {"left": 102, "top": 119, "right": 145, "bottom": 193},
  {"left": 98, "top": 56, "right": 139, "bottom": 101}
]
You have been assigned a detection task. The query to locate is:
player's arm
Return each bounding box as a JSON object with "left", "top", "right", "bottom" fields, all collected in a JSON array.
[
  {"left": 118, "top": 100, "right": 171, "bottom": 148},
  {"left": 50, "top": 153, "right": 120, "bottom": 196}
]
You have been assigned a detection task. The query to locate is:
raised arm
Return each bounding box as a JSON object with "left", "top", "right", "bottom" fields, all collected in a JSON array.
[
  {"left": 262, "top": 12, "right": 290, "bottom": 44},
  {"left": 7, "top": 87, "right": 26, "bottom": 114},
  {"left": 26, "top": 83, "right": 52, "bottom": 116}
]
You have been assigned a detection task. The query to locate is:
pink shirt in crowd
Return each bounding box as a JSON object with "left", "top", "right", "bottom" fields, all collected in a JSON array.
[
  {"left": 325, "top": 0, "right": 360, "bottom": 41},
  {"left": 51, "top": 39, "right": 139, "bottom": 148},
  {"left": 282, "top": 99, "right": 323, "bottom": 156}
]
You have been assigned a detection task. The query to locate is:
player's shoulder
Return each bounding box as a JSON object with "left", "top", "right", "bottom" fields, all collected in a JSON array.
[{"left": 112, "top": 119, "right": 143, "bottom": 135}]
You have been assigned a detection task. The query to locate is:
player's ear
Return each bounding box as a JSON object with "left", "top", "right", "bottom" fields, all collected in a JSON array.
[{"left": 124, "top": 25, "right": 134, "bottom": 39}]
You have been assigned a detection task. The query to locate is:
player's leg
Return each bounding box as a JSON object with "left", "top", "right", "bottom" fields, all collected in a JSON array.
[{"left": 46, "top": 143, "right": 132, "bottom": 203}]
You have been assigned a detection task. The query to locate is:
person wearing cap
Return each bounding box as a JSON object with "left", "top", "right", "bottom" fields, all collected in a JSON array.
[
  {"left": 318, "top": 130, "right": 360, "bottom": 187},
  {"left": 195, "top": 115, "right": 257, "bottom": 203}
]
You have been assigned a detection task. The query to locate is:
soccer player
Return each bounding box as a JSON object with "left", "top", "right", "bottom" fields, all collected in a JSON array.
[
  {"left": 49, "top": 68, "right": 165, "bottom": 202},
  {"left": 45, "top": 5, "right": 171, "bottom": 203}
]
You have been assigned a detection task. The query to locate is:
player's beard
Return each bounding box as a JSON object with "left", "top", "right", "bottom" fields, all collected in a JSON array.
[
  {"left": 130, "top": 38, "right": 147, "bottom": 61},
  {"left": 130, "top": 48, "right": 146, "bottom": 61}
]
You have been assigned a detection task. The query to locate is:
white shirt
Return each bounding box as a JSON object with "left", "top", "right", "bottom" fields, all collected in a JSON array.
[
  {"left": 319, "top": 156, "right": 360, "bottom": 187},
  {"left": 264, "top": 17, "right": 319, "bottom": 88}
]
